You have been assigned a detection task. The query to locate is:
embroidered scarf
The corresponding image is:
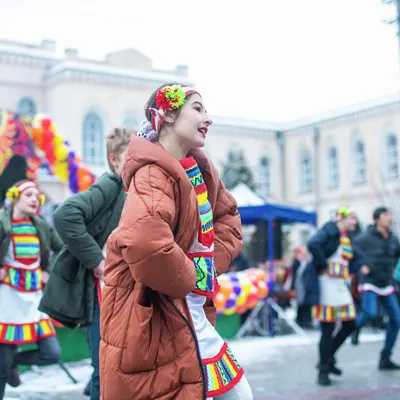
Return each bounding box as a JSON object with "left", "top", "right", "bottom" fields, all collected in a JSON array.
[{"left": 180, "top": 157, "right": 219, "bottom": 297}]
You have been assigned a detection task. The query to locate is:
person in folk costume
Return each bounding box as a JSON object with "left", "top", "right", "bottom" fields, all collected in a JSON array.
[
  {"left": 0, "top": 180, "right": 63, "bottom": 399},
  {"left": 100, "top": 84, "right": 253, "bottom": 400},
  {"left": 307, "top": 207, "right": 365, "bottom": 386}
]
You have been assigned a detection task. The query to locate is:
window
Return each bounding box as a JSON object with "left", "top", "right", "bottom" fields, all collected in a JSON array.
[
  {"left": 259, "top": 156, "right": 271, "bottom": 198},
  {"left": 123, "top": 112, "right": 140, "bottom": 129},
  {"left": 328, "top": 146, "right": 339, "bottom": 188},
  {"left": 82, "top": 112, "right": 104, "bottom": 165},
  {"left": 299, "top": 148, "right": 313, "bottom": 193},
  {"left": 386, "top": 134, "right": 398, "bottom": 180},
  {"left": 17, "top": 97, "right": 36, "bottom": 118},
  {"left": 354, "top": 138, "right": 367, "bottom": 184}
]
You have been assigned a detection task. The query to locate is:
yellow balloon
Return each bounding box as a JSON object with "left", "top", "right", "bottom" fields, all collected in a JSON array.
[
  {"left": 54, "top": 163, "right": 69, "bottom": 183},
  {"left": 222, "top": 307, "right": 236, "bottom": 316},
  {"left": 236, "top": 291, "right": 247, "bottom": 307},
  {"left": 53, "top": 134, "right": 64, "bottom": 146},
  {"left": 55, "top": 145, "right": 68, "bottom": 162}
]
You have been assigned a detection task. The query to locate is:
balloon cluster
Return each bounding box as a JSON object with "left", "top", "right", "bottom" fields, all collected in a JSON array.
[
  {"left": 31, "top": 114, "right": 95, "bottom": 193},
  {"left": 213, "top": 268, "right": 269, "bottom": 316}
]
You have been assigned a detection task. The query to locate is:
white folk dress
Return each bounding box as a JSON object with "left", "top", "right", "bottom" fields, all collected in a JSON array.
[
  {"left": 313, "top": 233, "right": 356, "bottom": 323},
  {"left": 0, "top": 219, "right": 55, "bottom": 344},
  {"left": 181, "top": 157, "right": 244, "bottom": 399}
]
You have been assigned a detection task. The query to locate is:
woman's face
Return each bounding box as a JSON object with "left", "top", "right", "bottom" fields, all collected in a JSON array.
[
  {"left": 15, "top": 187, "right": 40, "bottom": 216},
  {"left": 167, "top": 94, "right": 213, "bottom": 150}
]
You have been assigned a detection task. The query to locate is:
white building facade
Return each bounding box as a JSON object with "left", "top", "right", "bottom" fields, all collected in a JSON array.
[{"left": 1, "top": 38, "right": 400, "bottom": 241}]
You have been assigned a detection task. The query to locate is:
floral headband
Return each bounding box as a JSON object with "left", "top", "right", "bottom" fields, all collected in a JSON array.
[
  {"left": 335, "top": 206, "right": 355, "bottom": 220},
  {"left": 6, "top": 180, "right": 45, "bottom": 207},
  {"left": 137, "top": 84, "right": 199, "bottom": 142}
]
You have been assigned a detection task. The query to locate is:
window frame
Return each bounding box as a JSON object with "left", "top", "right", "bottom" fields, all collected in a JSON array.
[
  {"left": 299, "top": 148, "right": 313, "bottom": 194},
  {"left": 82, "top": 112, "right": 105, "bottom": 166}
]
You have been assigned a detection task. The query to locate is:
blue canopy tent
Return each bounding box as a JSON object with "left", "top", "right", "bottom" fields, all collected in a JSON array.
[{"left": 236, "top": 202, "right": 317, "bottom": 337}]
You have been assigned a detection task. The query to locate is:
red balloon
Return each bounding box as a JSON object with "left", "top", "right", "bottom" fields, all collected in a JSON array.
[{"left": 42, "top": 119, "right": 51, "bottom": 129}]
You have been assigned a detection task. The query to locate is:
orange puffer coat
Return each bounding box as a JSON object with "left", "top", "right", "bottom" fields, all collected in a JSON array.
[{"left": 100, "top": 137, "right": 242, "bottom": 400}]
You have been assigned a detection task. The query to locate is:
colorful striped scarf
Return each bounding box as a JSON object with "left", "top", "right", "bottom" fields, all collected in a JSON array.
[
  {"left": 11, "top": 219, "right": 40, "bottom": 264},
  {"left": 180, "top": 157, "right": 218, "bottom": 296},
  {"left": 340, "top": 232, "right": 353, "bottom": 261}
]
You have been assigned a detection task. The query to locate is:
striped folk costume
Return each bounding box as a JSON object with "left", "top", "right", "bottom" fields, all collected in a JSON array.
[{"left": 313, "top": 232, "right": 356, "bottom": 323}]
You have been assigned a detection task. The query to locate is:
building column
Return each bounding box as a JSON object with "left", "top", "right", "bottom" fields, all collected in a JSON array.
[
  {"left": 312, "top": 127, "right": 320, "bottom": 223},
  {"left": 276, "top": 131, "right": 286, "bottom": 203}
]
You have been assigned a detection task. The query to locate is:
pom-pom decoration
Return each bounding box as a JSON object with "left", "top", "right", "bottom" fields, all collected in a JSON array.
[{"left": 155, "top": 85, "right": 187, "bottom": 112}]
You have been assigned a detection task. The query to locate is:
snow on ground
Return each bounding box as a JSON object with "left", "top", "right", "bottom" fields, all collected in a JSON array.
[{"left": 4, "top": 330, "right": 385, "bottom": 399}]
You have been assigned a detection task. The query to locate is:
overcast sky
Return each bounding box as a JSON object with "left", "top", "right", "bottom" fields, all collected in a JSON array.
[{"left": 2, "top": 0, "right": 400, "bottom": 122}]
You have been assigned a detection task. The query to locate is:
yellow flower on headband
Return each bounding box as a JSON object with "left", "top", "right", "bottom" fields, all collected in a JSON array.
[
  {"left": 39, "top": 193, "right": 46, "bottom": 207},
  {"left": 6, "top": 186, "right": 20, "bottom": 203}
]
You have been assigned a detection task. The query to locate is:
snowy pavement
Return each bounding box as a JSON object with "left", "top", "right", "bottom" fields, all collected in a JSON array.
[{"left": 3, "top": 330, "right": 393, "bottom": 399}]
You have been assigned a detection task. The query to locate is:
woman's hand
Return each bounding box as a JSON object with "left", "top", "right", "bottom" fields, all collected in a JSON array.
[
  {"left": 42, "top": 271, "right": 50, "bottom": 285},
  {"left": 0, "top": 268, "right": 6, "bottom": 281},
  {"left": 360, "top": 265, "right": 371, "bottom": 275}
]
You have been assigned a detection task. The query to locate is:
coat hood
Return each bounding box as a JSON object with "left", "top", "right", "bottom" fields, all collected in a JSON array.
[{"left": 123, "top": 137, "right": 219, "bottom": 200}]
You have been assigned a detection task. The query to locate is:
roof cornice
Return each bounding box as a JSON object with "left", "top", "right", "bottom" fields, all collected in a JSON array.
[{"left": 44, "top": 61, "right": 194, "bottom": 87}]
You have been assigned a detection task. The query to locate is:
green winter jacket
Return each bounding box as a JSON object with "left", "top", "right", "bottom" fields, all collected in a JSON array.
[
  {"left": 39, "top": 173, "right": 125, "bottom": 328},
  {"left": 0, "top": 208, "right": 63, "bottom": 271}
]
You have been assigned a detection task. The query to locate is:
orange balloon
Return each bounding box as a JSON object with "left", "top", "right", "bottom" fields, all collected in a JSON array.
[
  {"left": 213, "top": 292, "right": 226, "bottom": 311},
  {"left": 257, "top": 281, "right": 268, "bottom": 299},
  {"left": 218, "top": 281, "right": 233, "bottom": 299},
  {"left": 78, "top": 174, "right": 92, "bottom": 192}
]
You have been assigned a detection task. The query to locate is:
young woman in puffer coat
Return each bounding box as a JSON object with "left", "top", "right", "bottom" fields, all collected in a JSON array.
[{"left": 100, "top": 84, "right": 253, "bottom": 400}]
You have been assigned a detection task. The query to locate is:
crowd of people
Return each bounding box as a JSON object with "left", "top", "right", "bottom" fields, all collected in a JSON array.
[{"left": 0, "top": 83, "right": 400, "bottom": 399}]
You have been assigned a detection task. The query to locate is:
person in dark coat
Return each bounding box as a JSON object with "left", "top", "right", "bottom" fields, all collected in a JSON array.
[
  {"left": 306, "top": 207, "right": 365, "bottom": 386},
  {"left": 291, "top": 246, "right": 312, "bottom": 328},
  {"left": 352, "top": 207, "right": 400, "bottom": 370},
  {"left": 39, "top": 128, "right": 136, "bottom": 399}
]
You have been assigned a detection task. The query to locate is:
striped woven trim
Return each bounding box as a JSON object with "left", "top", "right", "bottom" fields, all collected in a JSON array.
[
  {"left": 203, "top": 342, "right": 244, "bottom": 397},
  {"left": 326, "top": 262, "right": 349, "bottom": 279},
  {"left": 1, "top": 265, "right": 43, "bottom": 292},
  {"left": 0, "top": 319, "right": 56, "bottom": 344},
  {"left": 313, "top": 304, "right": 356, "bottom": 322}
]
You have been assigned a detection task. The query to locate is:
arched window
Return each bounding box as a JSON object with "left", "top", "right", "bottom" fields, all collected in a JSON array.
[
  {"left": 386, "top": 133, "right": 398, "bottom": 180},
  {"left": 17, "top": 97, "right": 37, "bottom": 118},
  {"left": 299, "top": 148, "right": 313, "bottom": 193},
  {"left": 123, "top": 112, "right": 140, "bottom": 129},
  {"left": 354, "top": 138, "right": 367, "bottom": 184},
  {"left": 82, "top": 112, "right": 104, "bottom": 166},
  {"left": 259, "top": 156, "right": 271, "bottom": 198},
  {"left": 328, "top": 146, "right": 339, "bottom": 188}
]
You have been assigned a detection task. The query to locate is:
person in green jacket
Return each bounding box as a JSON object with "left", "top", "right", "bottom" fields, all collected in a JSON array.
[
  {"left": 0, "top": 180, "right": 63, "bottom": 400},
  {"left": 44, "top": 127, "right": 135, "bottom": 400}
]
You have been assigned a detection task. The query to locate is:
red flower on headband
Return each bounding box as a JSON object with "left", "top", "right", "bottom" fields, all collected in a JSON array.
[{"left": 155, "top": 85, "right": 186, "bottom": 112}]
